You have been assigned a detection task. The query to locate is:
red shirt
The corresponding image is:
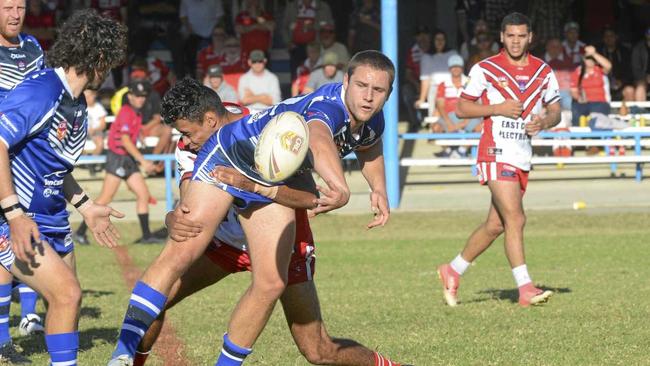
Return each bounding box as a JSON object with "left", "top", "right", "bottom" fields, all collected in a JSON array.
[
  {"left": 197, "top": 46, "right": 247, "bottom": 76},
  {"left": 570, "top": 65, "right": 610, "bottom": 103},
  {"left": 24, "top": 11, "right": 55, "bottom": 50},
  {"left": 406, "top": 44, "right": 424, "bottom": 79},
  {"left": 108, "top": 104, "right": 142, "bottom": 155},
  {"left": 436, "top": 78, "right": 465, "bottom": 115},
  {"left": 236, "top": 11, "right": 273, "bottom": 55}
]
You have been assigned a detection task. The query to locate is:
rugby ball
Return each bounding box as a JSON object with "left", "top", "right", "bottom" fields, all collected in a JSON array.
[{"left": 254, "top": 111, "right": 310, "bottom": 183}]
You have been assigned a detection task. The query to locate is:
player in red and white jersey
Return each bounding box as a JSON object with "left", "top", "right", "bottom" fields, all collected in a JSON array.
[
  {"left": 436, "top": 12, "right": 561, "bottom": 308},
  {"left": 130, "top": 86, "right": 407, "bottom": 366}
]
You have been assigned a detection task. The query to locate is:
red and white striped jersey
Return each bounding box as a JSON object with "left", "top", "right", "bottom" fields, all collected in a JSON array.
[{"left": 461, "top": 50, "right": 560, "bottom": 170}]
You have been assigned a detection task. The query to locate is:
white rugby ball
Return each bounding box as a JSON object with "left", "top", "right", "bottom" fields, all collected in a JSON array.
[{"left": 254, "top": 111, "right": 310, "bottom": 183}]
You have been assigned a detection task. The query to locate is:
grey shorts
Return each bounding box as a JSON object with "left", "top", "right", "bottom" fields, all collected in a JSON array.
[{"left": 105, "top": 151, "right": 140, "bottom": 179}]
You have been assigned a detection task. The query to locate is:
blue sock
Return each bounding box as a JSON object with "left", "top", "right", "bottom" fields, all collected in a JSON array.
[
  {"left": 17, "top": 284, "right": 38, "bottom": 318},
  {"left": 112, "top": 281, "right": 166, "bottom": 359},
  {"left": 0, "top": 283, "right": 12, "bottom": 346},
  {"left": 45, "top": 331, "right": 79, "bottom": 366},
  {"left": 215, "top": 333, "right": 252, "bottom": 366}
]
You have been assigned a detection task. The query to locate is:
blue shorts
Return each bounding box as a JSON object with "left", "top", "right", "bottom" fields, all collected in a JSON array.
[
  {"left": 193, "top": 133, "right": 272, "bottom": 210},
  {"left": 0, "top": 222, "right": 73, "bottom": 271}
]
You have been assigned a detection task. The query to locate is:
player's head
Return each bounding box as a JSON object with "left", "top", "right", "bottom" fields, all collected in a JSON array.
[
  {"left": 344, "top": 50, "right": 394, "bottom": 123},
  {"left": 161, "top": 78, "right": 226, "bottom": 150},
  {"left": 47, "top": 9, "right": 127, "bottom": 90},
  {"left": 500, "top": 12, "right": 532, "bottom": 60},
  {"left": 0, "top": 0, "right": 25, "bottom": 42}
]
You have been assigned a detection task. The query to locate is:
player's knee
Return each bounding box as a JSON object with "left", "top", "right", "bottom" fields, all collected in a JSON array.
[
  {"left": 505, "top": 213, "right": 526, "bottom": 230},
  {"left": 48, "top": 279, "right": 82, "bottom": 310},
  {"left": 485, "top": 221, "right": 504, "bottom": 237},
  {"left": 251, "top": 277, "right": 287, "bottom": 301}
]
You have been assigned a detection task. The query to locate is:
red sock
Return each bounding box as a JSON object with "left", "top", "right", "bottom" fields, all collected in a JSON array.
[
  {"left": 133, "top": 351, "right": 150, "bottom": 366},
  {"left": 374, "top": 352, "right": 401, "bottom": 366}
]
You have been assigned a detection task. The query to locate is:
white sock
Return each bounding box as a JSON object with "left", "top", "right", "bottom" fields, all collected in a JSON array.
[
  {"left": 458, "top": 146, "right": 467, "bottom": 154},
  {"left": 512, "top": 264, "right": 532, "bottom": 287},
  {"left": 450, "top": 254, "right": 471, "bottom": 275}
]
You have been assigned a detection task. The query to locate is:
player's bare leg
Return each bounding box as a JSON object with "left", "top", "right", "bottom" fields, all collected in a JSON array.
[
  {"left": 111, "top": 182, "right": 232, "bottom": 362},
  {"left": 134, "top": 255, "right": 231, "bottom": 365},
  {"left": 212, "top": 203, "right": 295, "bottom": 364},
  {"left": 282, "top": 281, "right": 407, "bottom": 366}
]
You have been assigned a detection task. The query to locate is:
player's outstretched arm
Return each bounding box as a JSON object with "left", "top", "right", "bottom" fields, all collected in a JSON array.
[
  {"left": 308, "top": 121, "right": 351, "bottom": 214},
  {"left": 212, "top": 166, "right": 318, "bottom": 209},
  {"left": 0, "top": 143, "right": 39, "bottom": 262},
  {"left": 457, "top": 97, "right": 523, "bottom": 120},
  {"left": 63, "top": 175, "right": 124, "bottom": 248},
  {"left": 356, "top": 139, "right": 390, "bottom": 229}
]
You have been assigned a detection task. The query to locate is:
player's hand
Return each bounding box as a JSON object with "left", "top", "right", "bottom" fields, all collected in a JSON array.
[
  {"left": 311, "top": 179, "right": 350, "bottom": 215},
  {"left": 496, "top": 99, "right": 523, "bottom": 119},
  {"left": 525, "top": 114, "right": 545, "bottom": 136},
  {"left": 167, "top": 203, "right": 203, "bottom": 242},
  {"left": 212, "top": 166, "right": 255, "bottom": 192},
  {"left": 8, "top": 215, "right": 40, "bottom": 263},
  {"left": 142, "top": 160, "right": 155, "bottom": 175},
  {"left": 81, "top": 203, "right": 125, "bottom": 248},
  {"left": 584, "top": 45, "right": 596, "bottom": 56},
  {"left": 366, "top": 190, "right": 389, "bottom": 229}
]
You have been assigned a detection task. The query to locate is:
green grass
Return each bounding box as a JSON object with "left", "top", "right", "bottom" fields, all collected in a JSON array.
[{"left": 8, "top": 211, "right": 650, "bottom": 365}]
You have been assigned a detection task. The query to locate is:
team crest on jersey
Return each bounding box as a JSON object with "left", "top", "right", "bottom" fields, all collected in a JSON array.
[
  {"left": 0, "top": 234, "right": 9, "bottom": 252},
  {"left": 498, "top": 77, "right": 508, "bottom": 88},
  {"left": 56, "top": 119, "right": 68, "bottom": 140},
  {"left": 17, "top": 61, "right": 26, "bottom": 71},
  {"left": 515, "top": 75, "right": 529, "bottom": 92}
]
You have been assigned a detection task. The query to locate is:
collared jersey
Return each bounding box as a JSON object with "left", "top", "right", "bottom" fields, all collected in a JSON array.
[
  {"left": 461, "top": 51, "right": 560, "bottom": 170},
  {"left": 0, "top": 68, "right": 88, "bottom": 233},
  {"left": 0, "top": 33, "right": 44, "bottom": 99}
]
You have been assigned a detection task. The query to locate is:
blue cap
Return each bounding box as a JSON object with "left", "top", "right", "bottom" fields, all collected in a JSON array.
[{"left": 448, "top": 54, "right": 464, "bottom": 68}]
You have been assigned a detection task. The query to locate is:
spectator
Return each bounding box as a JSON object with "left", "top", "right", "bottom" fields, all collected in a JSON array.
[
  {"left": 599, "top": 27, "right": 635, "bottom": 102},
  {"left": 467, "top": 32, "right": 497, "bottom": 70},
  {"left": 319, "top": 21, "right": 349, "bottom": 70},
  {"left": 222, "top": 35, "right": 247, "bottom": 74},
  {"left": 84, "top": 89, "right": 107, "bottom": 175},
  {"left": 23, "top": 0, "right": 56, "bottom": 50},
  {"left": 180, "top": 0, "right": 224, "bottom": 78},
  {"left": 283, "top": 0, "right": 333, "bottom": 79},
  {"left": 129, "top": 0, "right": 185, "bottom": 77},
  {"left": 562, "top": 21, "right": 586, "bottom": 66},
  {"left": 196, "top": 24, "right": 227, "bottom": 81},
  {"left": 348, "top": 0, "right": 381, "bottom": 54},
  {"left": 459, "top": 19, "right": 499, "bottom": 63},
  {"left": 455, "top": 0, "right": 485, "bottom": 49},
  {"left": 570, "top": 45, "right": 613, "bottom": 126},
  {"left": 238, "top": 49, "right": 281, "bottom": 112},
  {"left": 138, "top": 80, "right": 173, "bottom": 164},
  {"left": 631, "top": 27, "right": 650, "bottom": 101},
  {"left": 303, "top": 52, "right": 343, "bottom": 93},
  {"left": 544, "top": 37, "right": 574, "bottom": 110},
  {"left": 131, "top": 56, "right": 173, "bottom": 98},
  {"left": 291, "top": 41, "right": 321, "bottom": 96},
  {"left": 403, "top": 25, "right": 431, "bottom": 130},
  {"left": 206, "top": 64, "right": 238, "bottom": 103},
  {"left": 416, "top": 29, "right": 459, "bottom": 108},
  {"left": 235, "top": 0, "right": 275, "bottom": 58},
  {"left": 528, "top": 0, "right": 569, "bottom": 47},
  {"left": 433, "top": 55, "right": 481, "bottom": 158},
  {"left": 87, "top": 0, "right": 127, "bottom": 23},
  {"left": 74, "top": 80, "right": 161, "bottom": 245}
]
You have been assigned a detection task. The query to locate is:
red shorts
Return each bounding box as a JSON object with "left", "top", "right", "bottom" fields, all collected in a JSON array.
[
  {"left": 476, "top": 161, "right": 529, "bottom": 193},
  {"left": 203, "top": 209, "right": 315, "bottom": 285}
]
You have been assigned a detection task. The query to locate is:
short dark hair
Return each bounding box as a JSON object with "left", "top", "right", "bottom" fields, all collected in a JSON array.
[
  {"left": 346, "top": 50, "right": 395, "bottom": 89},
  {"left": 500, "top": 12, "right": 531, "bottom": 33},
  {"left": 47, "top": 9, "right": 127, "bottom": 84},
  {"left": 161, "top": 78, "right": 226, "bottom": 125}
]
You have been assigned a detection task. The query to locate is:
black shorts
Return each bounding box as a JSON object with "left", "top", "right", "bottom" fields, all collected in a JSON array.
[{"left": 105, "top": 151, "right": 140, "bottom": 179}]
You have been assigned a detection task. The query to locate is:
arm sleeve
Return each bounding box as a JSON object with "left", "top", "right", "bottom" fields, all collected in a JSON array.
[
  {"left": 303, "top": 100, "right": 346, "bottom": 136},
  {"left": 569, "top": 68, "right": 579, "bottom": 88},
  {"left": 543, "top": 69, "right": 561, "bottom": 105},
  {"left": 460, "top": 63, "right": 487, "bottom": 101},
  {"left": 0, "top": 76, "right": 57, "bottom": 149}
]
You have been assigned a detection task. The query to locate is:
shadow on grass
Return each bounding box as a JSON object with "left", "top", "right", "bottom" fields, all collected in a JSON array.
[
  {"left": 82, "top": 289, "right": 115, "bottom": 298},
  {"left": 467, "top": 285, "right": 572, "bottom": 304},
  {"left": 80, "top": 306, "right": 102, "bottom": 319},
  {"left": 15, "top": 326, "right": 118, "bottom": 356}
]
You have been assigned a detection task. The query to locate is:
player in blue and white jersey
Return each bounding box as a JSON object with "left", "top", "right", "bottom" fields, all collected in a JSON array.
[
  {"left": 0, "top": 9, "right": 126, "bottom": 365},
  {"left": 110, "top": 51, "right": 395, "bottom": 366},
  {"left": 0, "top": 0, "right": 47, "bottom": 354}
]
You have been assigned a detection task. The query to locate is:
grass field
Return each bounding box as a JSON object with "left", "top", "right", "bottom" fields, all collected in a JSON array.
[{"left": 7, "top": 210, "right": 650, "bottom": 365}]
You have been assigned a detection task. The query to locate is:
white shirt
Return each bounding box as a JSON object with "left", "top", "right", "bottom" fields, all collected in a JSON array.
[
  {"left": 238, "top": 69, "right": 281, "bottom": 112},
  {"left": 86, "top": 102, "right": 107, "bottom": 131},
  {"left": 180, "top": 0, "right": 224, "bottom": 38}
]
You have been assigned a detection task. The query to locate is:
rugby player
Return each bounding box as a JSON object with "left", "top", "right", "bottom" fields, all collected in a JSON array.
[
  {"left": 109, "top": 51, "right": 394, "bottom": 366},
  {"left": 436, "top": 12, "right": 561, "bottom": 307},
  {"left": 0, "top": 9, "right": 126, "bottom": 365}
]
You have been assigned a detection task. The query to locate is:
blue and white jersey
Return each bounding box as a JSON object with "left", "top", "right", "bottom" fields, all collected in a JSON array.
[
  {"left": 0, "top": 68, "right": 88, "bottom": 234},
  {"left": 194, "top": 82, "right": 385, "bottom": 188},
  {"left": 0, "top": 34, "right": 44, "bottom": 99}
]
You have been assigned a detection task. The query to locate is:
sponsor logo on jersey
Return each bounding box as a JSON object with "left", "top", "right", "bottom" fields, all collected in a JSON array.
[
  {"left": 10, "top": 53, "right": 26, "bottom": 59},
  {"left": 487, "top": 147, "right": 502, "bottom": 156},
  {"left": 56, "top": 119, "right": 68, "bottom": 140},
  {"left": 279, "top": 131, "right": 304, "bottom": 155},
  {"left": 498, "top": 76, "right": 508, "bottom": 88},
  {"left": 42, "top": 187, "right": 60, "bottom": 198},
  {"left": 64, "top": 233, "right": 73, "bottom": 247}
]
